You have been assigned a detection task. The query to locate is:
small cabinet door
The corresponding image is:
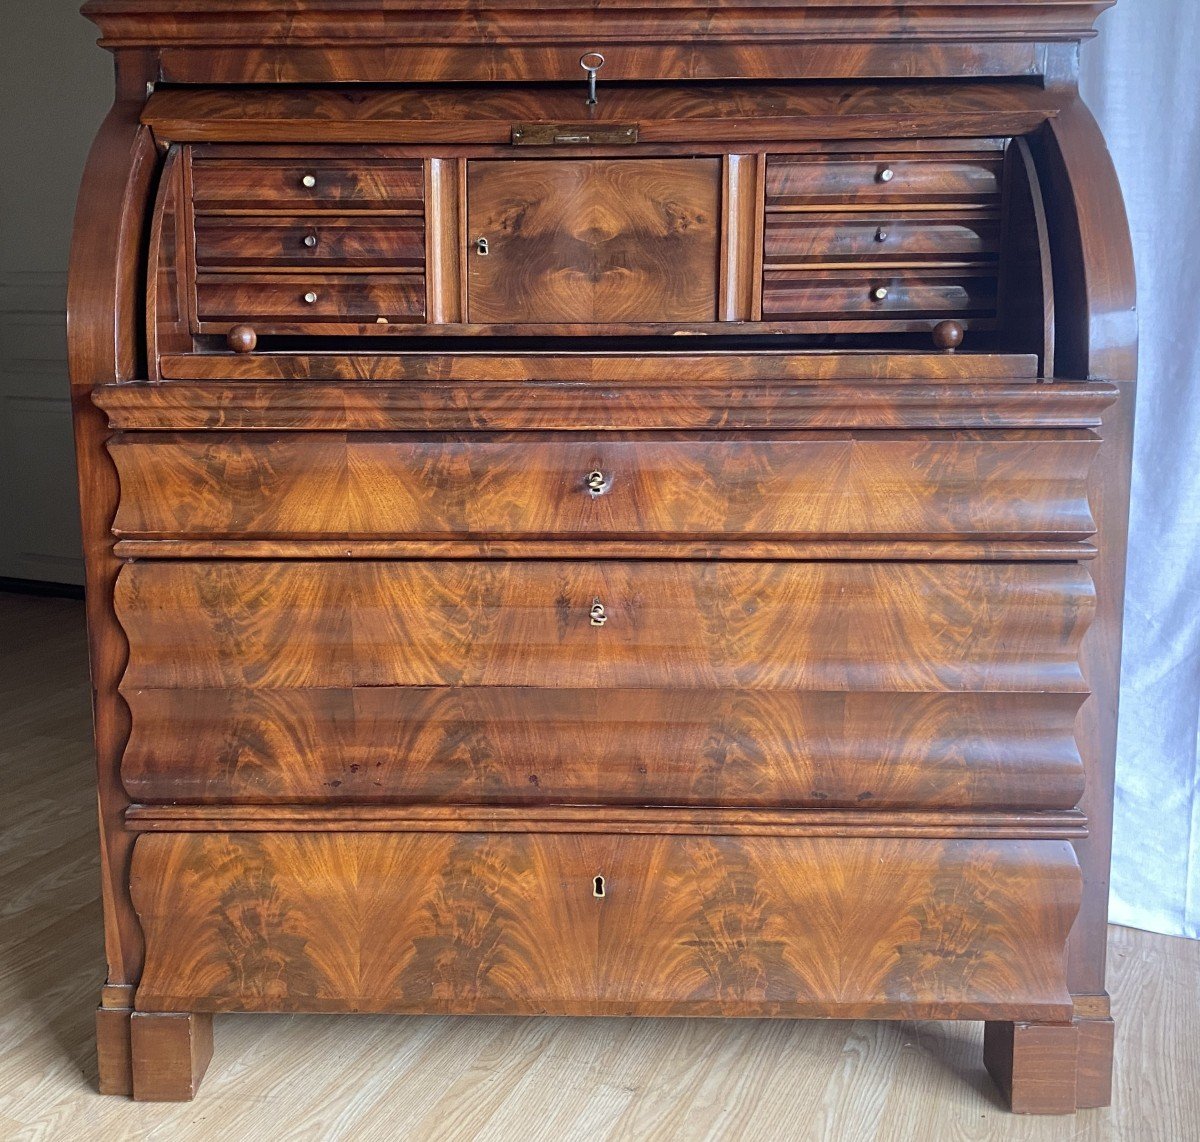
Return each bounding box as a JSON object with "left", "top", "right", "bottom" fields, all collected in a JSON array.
[{"left": 466, "top": 158, "right": 721, "bottom": 324}]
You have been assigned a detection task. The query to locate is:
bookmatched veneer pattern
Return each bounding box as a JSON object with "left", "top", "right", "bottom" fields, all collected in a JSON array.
[
  {"left": 121, "top": 688, "right": 1088, "bottom": 810},
  {"left": 106, "top": 431, "right": 1100, "bottom": 543},
  {"left": 115, "top": 560, "right": 1094, "bottom": 692},
  {"left": 466, "top": 158, "right": 721, "bottom": 324},
  {"left": 129, "top": 832, "right": 1081, "bottom": 1020}
]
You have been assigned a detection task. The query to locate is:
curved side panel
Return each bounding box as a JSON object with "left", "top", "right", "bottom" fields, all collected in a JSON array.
[
  {"left": 68, "top": 62, "right": 161, "bottom": 992},
  {"left": 145, "top": 146, "right": 192, "bottom": 379},
  {"left": 1030, "top": 98, "right": 1137, "bottom": 1015},
  {"left": 1032, "top": 98, "right": 1137, "bottom": 384}
]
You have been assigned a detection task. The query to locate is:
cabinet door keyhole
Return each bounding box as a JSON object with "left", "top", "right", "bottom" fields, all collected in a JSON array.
[{"left": 593, "top": 875, "right": 606, "bottom": 898}]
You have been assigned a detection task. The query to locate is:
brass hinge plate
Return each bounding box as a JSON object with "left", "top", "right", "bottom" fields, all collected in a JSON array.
[{"left": 511, "top": 123, "right": 639, "bottom": 146}]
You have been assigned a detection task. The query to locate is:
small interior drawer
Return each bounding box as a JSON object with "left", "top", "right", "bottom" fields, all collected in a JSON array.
[
  {"left": 195, "top": 273, "right": 425, "bottom": 323},
  {"left": 762, "top": 269, "right": 998, "bottom": 320},
  {"left": 764, "top": 213, "right": 1001, "bottom": 264},
  {"left": 194, "top": 216, "right": 425, "bottom": 269},
  {"left": 766, "top": 155, "right": 1003, "bottom": 207},
  {"left": 191, "top": 158, "right": 424, "bottom": 212}
]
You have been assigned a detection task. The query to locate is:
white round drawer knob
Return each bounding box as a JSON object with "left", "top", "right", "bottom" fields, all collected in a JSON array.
[
  {"left": 303, "top": 291, "right": 319, "bottom": 305},
  {"left": 878, "top": 167, "right": 895, "bottom": 183},
  {"left": 301, "top": 174, "right": 317, "bottom": 188},
  {"left": 872, "top": 286, "right": 890, "bottom": 302}
]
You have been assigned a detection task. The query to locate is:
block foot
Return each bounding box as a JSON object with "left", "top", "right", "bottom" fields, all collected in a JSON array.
[
  {"left": 130, "top": 1011, "right": 214, "bottom": 1101},
  {"left": 984, "top": 1020, "right": 1081, "bottom": 1115}
]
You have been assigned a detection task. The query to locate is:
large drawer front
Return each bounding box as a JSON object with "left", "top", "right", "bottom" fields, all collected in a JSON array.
[
  {"left": 130, "top": 832, "right": 1080, "bottom": 1019},
  {"left": 116, "top": 561, "right": 1094, "bottom": 691},
  {"left": 108, "top": 433, "right": 1098, "bottom": 542},
  {"left": 121, "top": 689, "right": 1086, "bottom": 810}
]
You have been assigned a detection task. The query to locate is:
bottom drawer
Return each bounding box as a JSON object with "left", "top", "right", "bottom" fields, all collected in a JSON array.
[{"left": 130, "top": 831, "right": 1079, "bottom": 1020}]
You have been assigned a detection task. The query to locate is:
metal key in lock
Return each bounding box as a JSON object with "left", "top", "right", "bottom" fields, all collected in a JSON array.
[
  {"left": 581, "top": 52, "right": 605, "bottom": 106},
  {"left": 589, "top": 598, "right": 608, "bottom": 627},
  {"left": 474, "top": 237, "right": 490, "bottom": 256}
]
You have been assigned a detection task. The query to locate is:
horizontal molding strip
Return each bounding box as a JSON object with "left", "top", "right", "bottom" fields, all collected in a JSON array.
[
  {"left": 151, "top": 351, "right": 1043, "bottom": 381},
  {"left": 94, "top": 381, "right": 1118, "bottom": 432},
  {"left": 85, "top": 2, "right": 1114, "bottom": 49},
  {"left": 126, "top": 805, "right": 1089, "bottom": 840},
  {"left": 140, "top": 82, "right": 1064, "bottom": 145},
  {"left": 112, "top": 538, "right": 1099, "bottom": 562}
]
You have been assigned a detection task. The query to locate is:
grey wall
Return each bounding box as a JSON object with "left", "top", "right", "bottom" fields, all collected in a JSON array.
[{"left": 0, "top": 2, "right": 112, "bottom": 585}]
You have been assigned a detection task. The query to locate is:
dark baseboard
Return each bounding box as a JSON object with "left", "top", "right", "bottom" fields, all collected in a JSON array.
[{"left": 0, "top": 576, "right": 85, "bottom": 600}]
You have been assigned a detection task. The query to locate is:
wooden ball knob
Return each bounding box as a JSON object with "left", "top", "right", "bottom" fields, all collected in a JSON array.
[
  {"left": 932, "top": 320, "right": 965, "bottom": 353},
  {"left": 227, "top": 324, "right": 258, "bottom": 354}
]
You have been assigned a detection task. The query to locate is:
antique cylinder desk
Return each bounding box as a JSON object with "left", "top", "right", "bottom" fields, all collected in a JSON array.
[{"left": 70, "top": 0, "right": 1135, "bottom": 1112}]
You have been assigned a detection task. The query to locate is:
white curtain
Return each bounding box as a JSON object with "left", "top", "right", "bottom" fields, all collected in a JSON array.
[{"left": 1081, "top": 3, "right": 1200, "bottom": 939}]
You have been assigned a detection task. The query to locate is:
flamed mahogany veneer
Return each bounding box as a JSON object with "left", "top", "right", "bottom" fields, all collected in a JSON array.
[{"left": 72, "top": 0, "right": 1134, "bottom": 1114}]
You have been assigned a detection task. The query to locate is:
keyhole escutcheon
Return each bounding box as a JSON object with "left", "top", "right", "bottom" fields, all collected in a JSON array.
[{"left": 593, "top": 875, "right": 606, "bottom": 898}]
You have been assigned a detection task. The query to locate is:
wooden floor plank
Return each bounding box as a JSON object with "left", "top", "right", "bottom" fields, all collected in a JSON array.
[{"left": 0, "top": 589, "right": 1196, "bottom": 1140}]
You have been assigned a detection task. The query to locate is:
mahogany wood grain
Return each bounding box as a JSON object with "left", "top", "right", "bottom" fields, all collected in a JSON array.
[
  {"left": 9, "top": 596, "right": 1197, "bottom": 1132},
  {"left": 1074, "top": 1004, "right": 1117, "bottom": 1109},
  {"left": 139, "top": 85, "right": 1065, "bottom": 145},
  {"left": 190, "top": 156, "right": 423, "bottom": 213},
  {"left": 146, "top": 45, "right": 1060, "bottom": 88},
  {"left": 195, "top": 274, "right": 425, "bottom": 325},
  {"left": 761, "top": 269, "right": 998, "bottom": 321},
  {"left": 72, "top": 0, "right": 1134, "bottom": 1113},
  {"left": 96, "top": 1005, "right": 135, "bottom": 1096},
  {"left": 120, "top": 687, "right": 1086, "bottom": 810},
  {"left": 764, "top": 213, "right": 1001, "bottom": 264},
  {"left": 129, "top": 1012, "right": 213, "bottom": 1102},
  {"left": 111, "top": 538, "right": 1097, "bottom": 563},
  {"left": 719, "top": 154, "right": 762, "bottom": 322},
  {"left": 145, "top": 350, "right": 1042, "bottom": 384},
  {"left": 424, "top": 157, "right": 465, "bottom": 323},
  {"left": 115, "top": 560, "right": 1094, "bottom": 692},
  {"left": 106, "top": 431, "right": 1100, "bottom": 543},
  {"left": 66, "top": 55, "right": 161, "bottom": 1044},
  {"left": 467, "top": 159, "right": 720, "bottom": 324},
  {"left": 983, "top": 1020, "right": 1080, "bottom": 1115},
  {"left": 193, "top": 216, "right": 424, "bottom": 270},
  {"left": 123, "top": 805, "right": 1089, "bottom": 840},
  {"left": 81, "top": 3, "right": 1116, "bottom": 89},
  {"left": 766, "top": 154, "right": 1002, "bottom": 208},
  {"left": 1032, "top": 101, "right": 1137, "bottom": 1053},
  {"left": 104, "top": 377, "right": 1116, "bottom": 437},
  {"left": 128, "top": 832, "right": 1080, "bottom": 1020}
]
